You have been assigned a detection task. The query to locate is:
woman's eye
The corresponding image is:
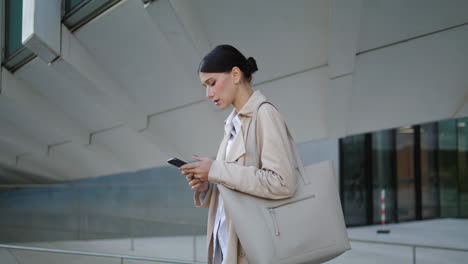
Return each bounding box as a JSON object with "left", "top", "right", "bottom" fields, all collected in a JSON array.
[{"left": 211, "top": 82, "right": 216, "bottom": 86}]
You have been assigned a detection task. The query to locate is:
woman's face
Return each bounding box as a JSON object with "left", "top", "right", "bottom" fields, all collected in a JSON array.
[{"left": 199, "top": 69, "right": 239, "bottom": 109}]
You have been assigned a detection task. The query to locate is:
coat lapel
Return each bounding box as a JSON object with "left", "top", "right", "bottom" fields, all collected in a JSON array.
[
  {"left": 225, "top": 125, "right": 246, "bottom": 162},
  {"left": 219, "top": 90, "right": 268, "bottom": 163},
  {"left": 216, "top": 131, "right": 230, "bottom": 161}
]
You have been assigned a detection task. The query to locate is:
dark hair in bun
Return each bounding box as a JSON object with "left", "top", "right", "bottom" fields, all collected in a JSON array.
[{"left": 197, "top": 44, "right": 258, "bottom": 82}]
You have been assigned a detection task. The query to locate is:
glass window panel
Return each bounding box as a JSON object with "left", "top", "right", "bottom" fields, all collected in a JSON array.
[
  {"left": 438, "top": 119, "right": 459, "bottom": 217},
  {"left": 65, "top": 0, "right": 87, "bottom": 13},
  {"left": 396, "top": 126, "right": 416, "bottom": 221},
  {"left": 372, "top": 130, "right": 396, "bottom": 224},
  {"left": 420, "top": 123, "right": 440, "bottom": 218},
  {"left": 341, "top": 135, "right": 368, "bottom": 225},
  {"left": 63, "top": 0, "right": 120, "bottom": 31},
  {"left": 457, "top": 117, "right": 468, "bottom": 217},
  {"left": 5, "top": 0, "right": 23, "bottom": 57}
]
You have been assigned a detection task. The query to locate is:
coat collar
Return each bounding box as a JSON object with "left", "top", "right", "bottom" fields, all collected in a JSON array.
[
  {"left": 218, "top": 89, "right": 268, "bottom": 163},
  {"left": 223, "top": 89, "right": 268, "bottom": 124}
]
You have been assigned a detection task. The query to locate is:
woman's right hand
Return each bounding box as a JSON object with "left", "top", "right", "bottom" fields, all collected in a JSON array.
[{"left": 186, "top": 174, "right": 209, "bottom": 192}]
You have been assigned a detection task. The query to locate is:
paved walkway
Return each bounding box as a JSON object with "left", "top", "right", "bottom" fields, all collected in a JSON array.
[
  {"left": 1, "top": 218, "right": 467, "bottom": 263},
  {"left": 326, "top": 218, "right": 468, "bottom": 264}
]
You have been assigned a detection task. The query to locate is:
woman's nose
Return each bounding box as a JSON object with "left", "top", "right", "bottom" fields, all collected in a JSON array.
[{"left": 206, "top": 87, "right": 215, "bottom": 98}]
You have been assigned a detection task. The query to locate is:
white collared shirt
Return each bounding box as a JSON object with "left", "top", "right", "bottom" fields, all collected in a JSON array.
[{"left": 212, "top": 109, "right": 242, "bottom": 263}]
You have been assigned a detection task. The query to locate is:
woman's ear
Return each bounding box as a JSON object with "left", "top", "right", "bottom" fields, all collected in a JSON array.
[{"left": 231, "top": 66, "right": 242, "bottom": 84}]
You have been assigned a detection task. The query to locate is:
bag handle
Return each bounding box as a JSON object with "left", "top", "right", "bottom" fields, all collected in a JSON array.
[{"left": 246, "top": 100, "right": 310, "bottom": 185}]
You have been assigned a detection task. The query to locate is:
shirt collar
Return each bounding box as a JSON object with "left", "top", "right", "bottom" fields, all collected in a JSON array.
[
  {"left": 224, "top": 109, "right": 242, "bottom": 135},
  {"left": 223, "top": 89, "right": 268, "bottom": 125}
]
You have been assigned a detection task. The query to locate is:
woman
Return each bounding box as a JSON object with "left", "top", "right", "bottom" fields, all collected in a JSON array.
[{"left": 179, "top": 44, "right": 297, "bottom": 264}]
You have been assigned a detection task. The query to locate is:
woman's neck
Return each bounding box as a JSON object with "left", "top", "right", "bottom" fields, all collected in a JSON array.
[{"left": 233, "top": 85, "right": 253, "bottom": 112}]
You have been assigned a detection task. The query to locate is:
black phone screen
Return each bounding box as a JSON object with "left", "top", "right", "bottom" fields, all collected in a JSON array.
[{"left": 167, "top": 157, "right": 187, "bottom": 167}]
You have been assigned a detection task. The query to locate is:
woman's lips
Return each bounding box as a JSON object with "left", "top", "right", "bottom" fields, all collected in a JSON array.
[{"left": 214, "top": 99, "right": 220, "bottom": 105}]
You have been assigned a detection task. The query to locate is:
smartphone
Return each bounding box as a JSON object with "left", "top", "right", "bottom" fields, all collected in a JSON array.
[{"left": 167, "top": 157, "right": 187, "bottom": 168}]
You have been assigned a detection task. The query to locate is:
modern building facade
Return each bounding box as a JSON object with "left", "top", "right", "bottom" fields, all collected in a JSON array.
[{"left": 0, "top": 0, "right": 467, "bottom": 263}]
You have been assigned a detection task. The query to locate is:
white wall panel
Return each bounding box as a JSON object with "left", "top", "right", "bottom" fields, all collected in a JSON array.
[
  {"left": 74, "top": 0, "right": 202, "bottom": 116},
  {"left": 358, "top": 0, "right": 468, "bottom": 52},
  {"left": 326, "top": 74, "right": 354, "bottom": 139},
  {"left": 256, "top": 66, "right": 329, "bottom": 144},
  {"left": 17, "top": 154, "right": 72, "bottom": 181},
  {"left": 329, "top": 0, "right": 362, "bottom": 78},
  {"left": 48, "top": 142, "right": 123, "bottom": 179},
  {"left": 88, "top": 125, "right": 168, "bottom": 171},
  {"left": 0, "top": 118, "right": 45, "bottom": 155},
  {"left": 1, "top": 68, "right": 89, "bottom": 146},
  {"left": 349, "top": 25, "right": 468, "bottom": 135},
  {"left": 15, "top": 58, "right": 132, "bottom": 133},
  {"left": 148, "top": 100, "right": 227, "bottom": 162},
  {"left": 194, "top": 0, "right": 330, "bottom": 85}
]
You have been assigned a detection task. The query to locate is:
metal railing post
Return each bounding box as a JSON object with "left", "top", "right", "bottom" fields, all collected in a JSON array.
[{"left": 192, "top": 226, "right": 197, "bottom": 262}]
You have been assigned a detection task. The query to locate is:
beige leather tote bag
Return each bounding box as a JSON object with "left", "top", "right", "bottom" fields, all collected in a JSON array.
[{"left": 217, "top": 101, "right": 351, "bottom": 264}]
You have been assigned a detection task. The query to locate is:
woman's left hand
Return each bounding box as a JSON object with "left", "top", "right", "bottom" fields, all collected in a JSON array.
[{"left": 179, "top": 155, "right": 213, "bottom": 182}]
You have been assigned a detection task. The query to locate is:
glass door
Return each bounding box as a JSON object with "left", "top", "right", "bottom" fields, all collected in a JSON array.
[
  {"left": 372, "top": 130, "right": 396, "bottom": 224},
  {"left": 340, "top": 135, "right": 369, "bottom": 225},
  {"left": 420, "top": 123, "right": 440, "bottom": 218},
  {"left": 458, "top": 117, "right": 468, "bottom": 218},
  {"left": 438, "top": 120, "right": 459, "bottom": 217},
  {"left": 396, "top": 126, "right": 416, "bottom": 221}
]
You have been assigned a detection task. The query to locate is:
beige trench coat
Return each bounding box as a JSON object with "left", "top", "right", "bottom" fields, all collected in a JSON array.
[{"left": 193, "top": 90, "right": 297, "bottom": 264}]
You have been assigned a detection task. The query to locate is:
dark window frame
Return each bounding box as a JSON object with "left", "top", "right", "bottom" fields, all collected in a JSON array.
[{"left": 2, "top": 0, "right": 36, "bottom": 72}]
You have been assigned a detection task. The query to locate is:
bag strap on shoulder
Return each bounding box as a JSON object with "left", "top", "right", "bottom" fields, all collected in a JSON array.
[{"left": 246, "top": 100, "right": 310, "bottom": 185}]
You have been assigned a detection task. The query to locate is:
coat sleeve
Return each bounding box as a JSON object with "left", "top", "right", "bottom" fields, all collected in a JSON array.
[
  {"left": 207, "top": 103, "right": 297, "bottom": 200},
  {"left": 193, "top": 181, "right": 215, "bottom": 208}
]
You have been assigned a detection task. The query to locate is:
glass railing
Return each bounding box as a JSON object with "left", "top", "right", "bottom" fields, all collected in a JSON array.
[
  {"left": 0, "top": 243, "right": 207, "bottom": 263},
  {"left": 0, "top": 162, "right": 209, "bottom": 262}
]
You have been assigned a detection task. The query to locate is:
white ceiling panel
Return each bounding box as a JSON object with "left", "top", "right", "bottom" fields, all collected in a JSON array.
[
  {"left": 49, "top": 141, "right": 122, "bottom": 179},
  {"left": 358, "top": 0, "right": 468, "bottom": 52},
  {"left": 325, "top": 74, "right": 354, "bottom": 139},
  {"left": 0, "top": 152, "right": 15, "bottom": 168},
  {"left": 88, "top": 125, "right": 169, "bottom": 171},
  {"left": 329, "top": 0, "right": 362, "bottom": 78},
  {"left": 1, "top": 66, "right": 89, "bottom": 146},
  {"left": 148, "top": 100, "right": 228, "bottom": 162},
  {"left": 193, "top": 0, "right": 330, "bottom": 84},
  {"left": 73, "top": 0, "right": 203, "bottom": 116},
  {"left": 349, "top": 25, "right": 468, "bottom": 135},
  {"left": 2, "top": 0, "right": 467, "bottom": 184},
  {"left": 0, "top": 118, "right": 44, "bottom": 155},
  {"left": 255, "top": 66, "right": 329, "bottom": 144},
  {"left": 17, "top": 154, "right": 73, "bottom": 181},
  {"left": 14, "top": 58, "right": 126, "bottom": 132}
]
